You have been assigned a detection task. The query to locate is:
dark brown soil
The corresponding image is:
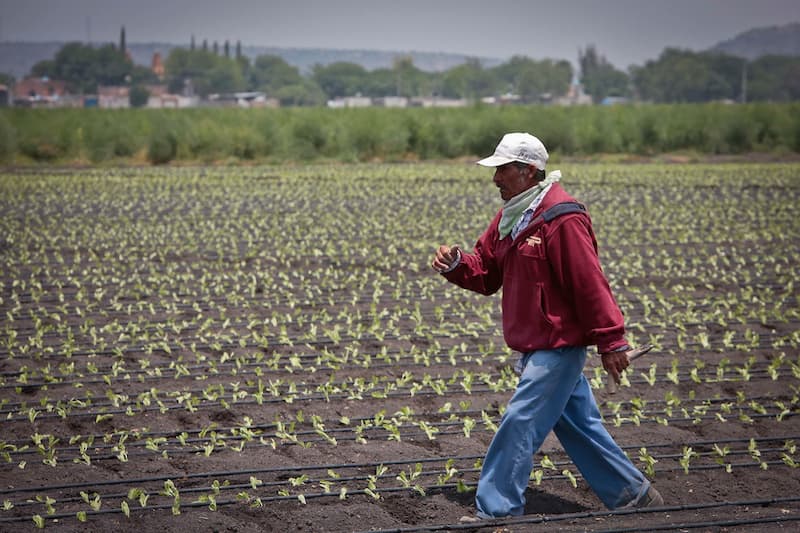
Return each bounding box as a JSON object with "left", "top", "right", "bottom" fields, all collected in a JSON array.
[{"left": 1, "top": 164, "right": 799, "bottom": 532}]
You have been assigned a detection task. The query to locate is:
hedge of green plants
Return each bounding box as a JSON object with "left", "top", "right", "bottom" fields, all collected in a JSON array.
[{"left": 1, "top": 103, "right": 798, "bottom": 165}]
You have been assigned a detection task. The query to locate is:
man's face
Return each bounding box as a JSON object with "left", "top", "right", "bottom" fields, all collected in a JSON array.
[{"left": 493, "top": 163, "right": 536, "bottom": 201}]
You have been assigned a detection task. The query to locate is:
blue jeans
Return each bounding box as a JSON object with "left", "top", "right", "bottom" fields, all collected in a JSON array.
[{"left": 475, "top": 346, "right": 650, "bottom": 518}]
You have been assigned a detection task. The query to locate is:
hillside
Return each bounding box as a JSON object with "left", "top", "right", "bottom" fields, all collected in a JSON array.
[
  {"left": 710, "top": 22, "right": 800, "bottom": 59},
  {"left": 0, "top": 41, "right": 501, "bottom": 80}
]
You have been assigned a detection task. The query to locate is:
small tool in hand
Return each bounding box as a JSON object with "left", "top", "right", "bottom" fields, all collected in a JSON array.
[{"left": 607, "top": 344, "right": 654, "bottom": 394}]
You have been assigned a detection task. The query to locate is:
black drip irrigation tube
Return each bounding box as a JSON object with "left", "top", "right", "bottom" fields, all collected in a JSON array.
[
  {"left": 1, "top": 363, "right": 795, "bottom": 422},
  {"left": 2, "top": 364, "right": 797, "bottom": 421},
  {"left": 17, "top": 454, "right": 798, "bottom": 515},
  {"left": 2, "top": 374, "right": 796, "bottom": 426},
  {"left": 1, "top": 393, "right": 791, "bottom": 442},
  {"left": 2, "top": 466, "right": 799, "bottom": 527},
  {"left": 1, "top": 315, "right": 793, "bottom": 359},
  {"left": 2, "top": 403, "right": 797, "bottom": 463},
  {"left": 1, "top": 346, "right": 793, "bottom": 392},
  {"left": 3, "top": 434, "right": 799, "bottom": 496},
  {"left": 365, "top": 496, "right": 800, "bottom": 533}
]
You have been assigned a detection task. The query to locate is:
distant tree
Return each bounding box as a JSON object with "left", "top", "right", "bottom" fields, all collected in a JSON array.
[
  {"left": 579, "top": 45, "right": 630, "bottom": 103},
  {"left": 273, "top": 79, "right": 327, "bottom": 106},
  {"left": 29, "top": 42, "right": 132, "bottom": 93},
  {"left": 631, "top": 48, "right": 737, "bottom": 102},
  {"left": 202, "top": 39, "right": 208, "bottom": 51},
  {"left": 129, "top": 85, "right": 149, "bottom": 107},
  {"left": 361, "top": 68, "right": 396, "bottom": 97},
  {"left": 207, "top": 60, "right": 246, "bottom": 93},
  {"left": 390, "top": 56, "right": 431, "bottom": 97},
  {"left": 164, "top": 47, "right": 246, "bottom": 96},
  {"left": 94, "top": 44, "right": 132, "bottom": 85},
  {"left": 30, "top": 60, "right": 55, "bottom": 78},
  {"left": 190, "top": 34, "right": 195, "bottom": 51},
  {"left": 440, "top": 58, "right": 498, "bottom": 99},
  {"left": 213, "top": 41, "right": 219, "bottom": 55},
  {"left": 224, "top": 40, "right": 230, "bottom": 58},
  {"left": 0, "top": 72, "right": 14, "bottom": 86},
  {"left": 311, "top": 62, "right": 368, "bottom": 98},
  {"left": 235, "top": 40, "right": 242, "bottom": 61},
  {"left": 130, "top": 64, "right": 158, "bottom": 85},
  {"left": 747, "top": 55, "right": 800, "bottom": 101},
  {"left": 491, "top": 55, "right": 572, "bottom": 102},
  {"left": 250, "top": 54, "right": 304, "bottom": 94},
  {"left": 120, "top": 26, "right": 126, "bottom": 55}
]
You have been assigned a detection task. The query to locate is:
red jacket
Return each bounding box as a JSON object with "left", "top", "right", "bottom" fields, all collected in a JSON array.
[{"left": 443, "top": 183, "right": 627, "bottom": 354}]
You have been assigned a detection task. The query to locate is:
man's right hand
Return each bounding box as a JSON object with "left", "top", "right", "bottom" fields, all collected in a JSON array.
[{"left": 432, "top": 245, "right": 461, "bottom": 273}]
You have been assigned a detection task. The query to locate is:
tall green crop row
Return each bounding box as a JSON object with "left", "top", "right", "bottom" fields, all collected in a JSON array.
[{"left": 0, "top": 103, "right": 798, "bottom": 165}]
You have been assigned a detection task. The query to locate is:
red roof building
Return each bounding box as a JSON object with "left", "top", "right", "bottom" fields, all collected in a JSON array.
[{"left": 14, "top": 77, "right": 68, "bottom": 106}]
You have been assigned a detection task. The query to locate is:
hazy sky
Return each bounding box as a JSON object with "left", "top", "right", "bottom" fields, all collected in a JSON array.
[{"left": 2, "top": 0, "right": 800, "bottom": 68}]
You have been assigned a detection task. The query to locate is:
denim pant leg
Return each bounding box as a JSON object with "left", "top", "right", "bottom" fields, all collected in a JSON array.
[
  {"left": 553, "top": 374, "right": 649, "bottom": 509},
  {"left": 475, "top": 347, "right": 587, "bottom": 518}
]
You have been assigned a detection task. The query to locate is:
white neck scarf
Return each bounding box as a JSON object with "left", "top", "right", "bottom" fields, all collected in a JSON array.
[{"left": 498, "top": 170, "right": 561, "bottom": 239}]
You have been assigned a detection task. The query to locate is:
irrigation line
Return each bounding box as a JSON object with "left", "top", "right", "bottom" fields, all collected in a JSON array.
[
  {"left": 0, "top": 453, "right": 484, "bottom": 495},
  {"left": 1, "top": 348, "right": 794, "bottom": 393},
  {"left": 590, "top": 515, "right": 800, "bottom": 533},
  {"left": 4, "top": 399, "right": 796, "bottom": 460},
  {"left": 368, "top": 496, "right": 800, "bottom": 533},
  {"left": 3, "top": 374, "right": 796, "bottom": 424},
  {"left": 0, "top": 380, "right": 791, "bottom": 420},
  {"left": 2, "top": 376, "right": 797, "bottom": 427},
  {"left": 1, "top": 317, "right": 794, "bottom": 361},
  {"left": 2, "top": 454, "right": 795, "bottom": 502},
  {"left": 1, "top": 319, "right": 794, "bottom": 362},
  {"left": 5, "top": 272, "right": 793, "bottom": 321},
  {"left": 2, "top": 335, "right": 793, "bottom": 384},
  {"left": 5, "top": 406, "right": 800, "bottom": 469},
  {"left": 3, "top": 466, "right": 800, "bottom": 527},
  {"left": 9, "top": 420, "right": 798, "bottom": 469},
  {"left": 6, "top": 453, "right": 796, "bottom": 511},
  {"left": 3, "top": 393, "right": 792, "bottom": 446},
  {"left": 0, "top": 482, "right": 475, "bottom": 524},
  {"left": 3, "top": 284, "right": 794, "bottom": 330},
  {"left": 4, "top": 310, "right": 793, "bottom": 356}
]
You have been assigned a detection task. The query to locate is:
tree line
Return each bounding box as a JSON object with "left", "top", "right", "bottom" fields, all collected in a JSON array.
[{"left": 13, "top": 38, "right": 800, "bottom": 106}]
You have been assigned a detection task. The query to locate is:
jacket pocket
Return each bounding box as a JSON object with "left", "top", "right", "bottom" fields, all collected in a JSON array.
[
  {"left": 535, "top": 282, "right": 554, "bottom": 329},
  {"left": 518, "top": 228, "right": 546, "bottom": 259}
]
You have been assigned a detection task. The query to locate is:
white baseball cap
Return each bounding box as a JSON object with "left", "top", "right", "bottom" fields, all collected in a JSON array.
[{"left": 476, "top": 132, "right": 548, "bottom": 169}]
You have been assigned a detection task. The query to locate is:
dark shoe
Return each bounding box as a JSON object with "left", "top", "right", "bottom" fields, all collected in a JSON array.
[{"left": 635, "top": 486, "right": 664, "bottom": 508}]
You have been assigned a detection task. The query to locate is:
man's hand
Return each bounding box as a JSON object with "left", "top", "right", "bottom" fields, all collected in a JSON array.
[
  {"left": 432, "top": 245, "right": 461, "bottom": 273},
  {"left": 601, "top": 350, "right": 629, "bottom": 385}
]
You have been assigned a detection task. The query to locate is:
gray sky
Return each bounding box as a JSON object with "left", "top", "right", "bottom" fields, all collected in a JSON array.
[{"left": 2, "top": 0, "right": 800, "bottom": 69}]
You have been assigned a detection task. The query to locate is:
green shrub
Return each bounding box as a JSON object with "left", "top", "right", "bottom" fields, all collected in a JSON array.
[
  {"left": 230, "top": 128, "right": 264, "bottom": 159},
  {"left": 2, "top": 103, "right": 799, "bottom": 164},
  {"left": 85, "top": 113, "right": 141, "bottom": 162},
  {"left": 0, "top": 113, "right": 16, "bottom": 163},
  {"left": 148, "top": 129, "right": 178, "bottom": 164},
  {"left": 129, "top": 86, "right": 150, "bottom": 108}
]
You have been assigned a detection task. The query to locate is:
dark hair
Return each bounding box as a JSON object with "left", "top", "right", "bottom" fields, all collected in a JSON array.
[{"left": 514, "top": 162, "right": 546, "bottom": 182}]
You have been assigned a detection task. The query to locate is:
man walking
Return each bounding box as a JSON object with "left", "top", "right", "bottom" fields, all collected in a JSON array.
[{"left": 431, "top": 132, "right": 662, "bottom": 519}]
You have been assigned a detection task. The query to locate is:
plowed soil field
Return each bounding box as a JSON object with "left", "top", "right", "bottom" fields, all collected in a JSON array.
[{"left": 1, "top": 163, "right": 799, "bottom": 532}]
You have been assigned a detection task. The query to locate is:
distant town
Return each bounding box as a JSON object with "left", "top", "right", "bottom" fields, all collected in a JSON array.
[{"left": 1, "top": 22, "right": 799, "bottom": 109}]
